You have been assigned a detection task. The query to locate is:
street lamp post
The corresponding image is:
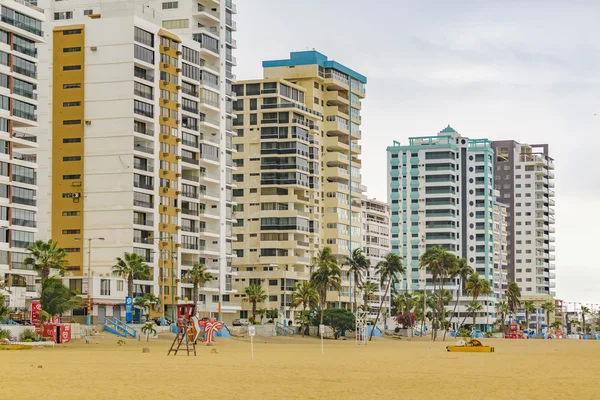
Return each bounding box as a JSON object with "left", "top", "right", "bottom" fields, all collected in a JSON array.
[
  {"left": 148, "top": 235, "right": 176, "bottom": 324},
  {"left": 75, "top": 237, "right": 105, "bottom": 326}
]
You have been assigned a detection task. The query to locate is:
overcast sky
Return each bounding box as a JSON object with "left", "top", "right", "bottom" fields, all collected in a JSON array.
[{"left": 234, "top": 0, "right": 600, "bottom": 306}]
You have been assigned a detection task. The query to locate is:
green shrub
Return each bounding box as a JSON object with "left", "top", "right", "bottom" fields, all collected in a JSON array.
[
  {"left": 457, "top": 329, "right": 470, "bottom": 338},
  {"left": 19, "top": 328, "right": 37, "bottom": 342},
  {"left": 0, "top": 328, "right": 11, "bottom": 339}
]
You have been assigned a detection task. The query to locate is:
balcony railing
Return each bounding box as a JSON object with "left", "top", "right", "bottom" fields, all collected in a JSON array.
[
  {"left": 13, "top": 86, "right": 37, "bottom": 100},
  {"left": 13, "top": 109, "right": 36, "bottom": 121},
  {"left": 134, "top": 144, "right": 154, "bottom": 154},
  {"left": 133, "top": 217, "right": 153, "bottom": 226},
  {"left": 13, "top": 131, "right": 36, "bottom": 143},
  {"left": 13, "top": 153, "right": 37, "bottom": 163},
  {"left": 134, "top": 200, "right": 153, "bottom": 209}
]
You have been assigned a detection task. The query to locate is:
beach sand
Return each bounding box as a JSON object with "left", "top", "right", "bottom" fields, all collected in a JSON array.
[{"left": 1, "top": 334, "right": 597, "bottom": 400}]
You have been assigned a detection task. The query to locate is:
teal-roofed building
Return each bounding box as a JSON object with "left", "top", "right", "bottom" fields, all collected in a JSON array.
[{"left": 387, "top": 126, "right": 501, "bottom": 331}]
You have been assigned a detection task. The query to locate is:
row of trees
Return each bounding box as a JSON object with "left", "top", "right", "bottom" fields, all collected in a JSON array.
[
  {"left": 17, "top": 241, "right": 572, "bottom": 337},
  {"left": 239, "top": 247, "right": 403, "bottom": 340}
]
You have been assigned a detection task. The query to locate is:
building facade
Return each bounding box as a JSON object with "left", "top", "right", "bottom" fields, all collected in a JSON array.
[
  {"left": 493, "top": 192, "right": 508, "bottom": 300},
  {"left": 361, "top": 196, "right": 391, "bottom": 322},
  {"left": 33, "top": 1, "right": 238, "bottom": 322},
  {"left": 231, "top": 78, "right": 322, "bottom": 321},
  {"left": 231, "top": 51, "right": 367, "bottom": 322},
  {"left": 387, "top": 126, "right": 501, "bottom": 330},
  {"left": 491, "top": 141, "right": 555, "bottom": 298},
  {"left": 0, "top": 0, "right": 44, "bottom": 309}
]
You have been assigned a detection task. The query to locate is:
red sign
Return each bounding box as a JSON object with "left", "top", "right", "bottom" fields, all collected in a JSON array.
[
  {"left": 42, "top": 324, "right": 56, "bottom": 342},
  {"left": 61, "top": 325, "right": 71, "bottom": 343},
  {"left": 31, "top": 300, "right": 41, "bottom": 325},
  {"left": 41, "top": 324, "right": 71, "bottom": 344}
]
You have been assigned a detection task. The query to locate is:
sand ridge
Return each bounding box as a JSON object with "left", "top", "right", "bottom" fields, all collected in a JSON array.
[{"left": 1, "top": 334, "right": 597, "bottom": 400}]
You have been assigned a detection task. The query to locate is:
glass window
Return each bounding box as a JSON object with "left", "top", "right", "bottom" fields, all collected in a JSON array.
[
  {"left": 13, "top": 35, "right": 36, "bottom": 57},
  {"left": 134, "top": 44, "right": 154, "bottom": 64},
  {"left": 134, "top": 27, "right": 153, "bottom": 47},
  {"left": 1, "top": 7, "right": 43, "bottom": 37}
]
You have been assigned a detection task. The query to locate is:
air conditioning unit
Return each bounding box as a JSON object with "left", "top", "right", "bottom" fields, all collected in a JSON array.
[
  {"left": 162, "top": 188, "right": 169, "bottom": 193},
  {"left": 162, "top": 152, "right": 169, "bottom": 157},
  {"left": 162, "top": 206, "right": 168, "bottom": 212},
  {"left": 162, "top": 63, "right": 169, "bottom": 68},
  {"left": 162, "top": 45, "right": 169, "bottom": 51},
  {"left": 162, "top": 134, "right": 169, "bottom": 139}
]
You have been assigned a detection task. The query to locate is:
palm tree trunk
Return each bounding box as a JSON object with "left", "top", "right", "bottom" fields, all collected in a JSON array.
[
  {"left": 369, "top": 278, "right": 390, "bottom": 341},
  {"left": 437, "top": 279, "right": 445, "bottom": 342},
  {"left": 431, "top": 280, "right": 436, "bottom": 341},
  {"left": 352, "top": 276, "right": 356, "bottom": 314},
  {"left": 472, "top": 311, "right": 476, "bottom": 329},
  {"left": 192, "top": 283, "right": 198, "bottom": 315},
  {"left": 450, "top": 277, "right": 461, "bottom": 331},
  {"left": 128, "top": 274, "right": 134, "bottom": 298},
  {"left": 301, "top": 305, "right": 306, "bottom": 337}
]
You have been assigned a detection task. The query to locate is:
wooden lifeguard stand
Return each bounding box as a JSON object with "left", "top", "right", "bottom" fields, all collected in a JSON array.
[{"left": 167, "top": 319, "right": 197, "bottom": 356}]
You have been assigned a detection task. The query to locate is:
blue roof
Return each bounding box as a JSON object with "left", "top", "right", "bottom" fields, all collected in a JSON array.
[{"left": 262, "top": 51, "right": 367, "bottom": 84}]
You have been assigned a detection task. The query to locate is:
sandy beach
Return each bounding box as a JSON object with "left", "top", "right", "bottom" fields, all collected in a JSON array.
[{"left": 1, "top": 334, "right": 597, "bottom": 400}]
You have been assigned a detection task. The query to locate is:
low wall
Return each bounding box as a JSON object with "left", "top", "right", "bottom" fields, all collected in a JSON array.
[{"left": 2, "top": 323, "right": 81, "bottom": 341}]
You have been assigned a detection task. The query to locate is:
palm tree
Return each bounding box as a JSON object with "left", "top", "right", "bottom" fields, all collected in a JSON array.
[
  {"left": 419, "top": 246, "right": 445, "bottom": 340},
  {"left": 550, "top": 321, "right": 562, "bottom": 331},
  {"left": 310, "top": 246, "right": 337, "bottom": 274},
  {"left": 141, "top": 321, "right": 157, "bottom": 342},
  {"left": 541, "top": 301, "right": 555, "bottom": 331},
  {"left": 581, "top": 306, "right": 590, "bottom": 335},
  {"left": 290, "top": 282, "right": 318, "bottom": 337},
  {"left": 188, "top": 262, "right": 214, "bottom": 314},
  {"left": 449, "top": 258, "right": 473, "bottom": 330},
  {"left": 523, "top": 300, "right": 535, "bottom": 330},
  {"left": 138, "top": 293, "right": 160, "bottom": 321},
  {"left": 40, "top": 277, "right": 82, "bottom": 318},
  {"left": 496, "top": 301, "right": 509, "bottom": 333},
  {"left": 0, "top": 301, "right": 9, "bottom": 321},
  {"left": 506, "top": 282, "right": 521, "bottom": 317},
  {"left": 345, "top": 248, "right": 369, "bottom": 313},
  {"left": 466, "top": 300, "right": 483, "bottom": 329},
  {"left": 310, "top": 246, "right": 342, "bottom": 328},
  {"left": 370, "top": 252, "right": 404, "bottom": 340},
  {"left": 112, "top": 252, "right": 151, "bottom": 298},
  {"left": 255, "top": 308, "right": 267, "bottom": 324},
  {"left": 395, "top": 292, "right": 418, "bottom": 336},
  {"left": 243, "top": 284, "right": 267, "bottom": 322},
  {"left": 437, "top": 251, "right": 456, "bottom": 340},
  {"left": 24, "top": 240, "right": 68, "bottom": 281},
  {"left": 360, "top": 281, "right": 377, "bottom": 312},
  {"left": 462, "top": 273, "right": 491, "bottom": 327}
]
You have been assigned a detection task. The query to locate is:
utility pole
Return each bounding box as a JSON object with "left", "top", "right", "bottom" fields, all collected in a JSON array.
[{"left": 76, "top": 237, "right": 105, "bottom": 326}]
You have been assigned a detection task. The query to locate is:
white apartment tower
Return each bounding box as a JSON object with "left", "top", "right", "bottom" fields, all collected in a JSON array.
[
  {"left": 33, "top": 0, "right": 238, "bottom": 323},
  {"left": 492, "top": 141, "right": 555, "bottom": 298},
  {"left": 361, "top": 196, "right": 391, "bottom": 323},
  {"left": 387, "top": 126, "right": 502, "bottom": 331},
  {"left": 0, "top": 0, "right": 44, "bottom": 308}
]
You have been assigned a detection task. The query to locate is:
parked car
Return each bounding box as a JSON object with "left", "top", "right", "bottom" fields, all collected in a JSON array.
[{"left": 232, "top": 318, "right": 249, "bottom": 326}]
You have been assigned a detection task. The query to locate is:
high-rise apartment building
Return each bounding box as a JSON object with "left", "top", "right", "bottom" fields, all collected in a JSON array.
[
  {"left": 493, "top": 191, "right": 508, "bottom": 298},
  {"left": 231, "top": 78, "right": 321, "bottom": 321},
  {"left": 0, "top": 0, "right": 44, "bottom": 308},
  {"left": 33, "top": 1, "right": 238, "bottom": 322},
  {"left": 387, "top": 126, "right": 501, "bottom": 330},
  {"left": 361, "top": 196, "right": 391, "bottom": 322},
  {"left": 231, "top": 51, "right": 366, "bottom": 321},
  {"left": 491, "top": 141, "right": 555, "bottom": 297}
]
